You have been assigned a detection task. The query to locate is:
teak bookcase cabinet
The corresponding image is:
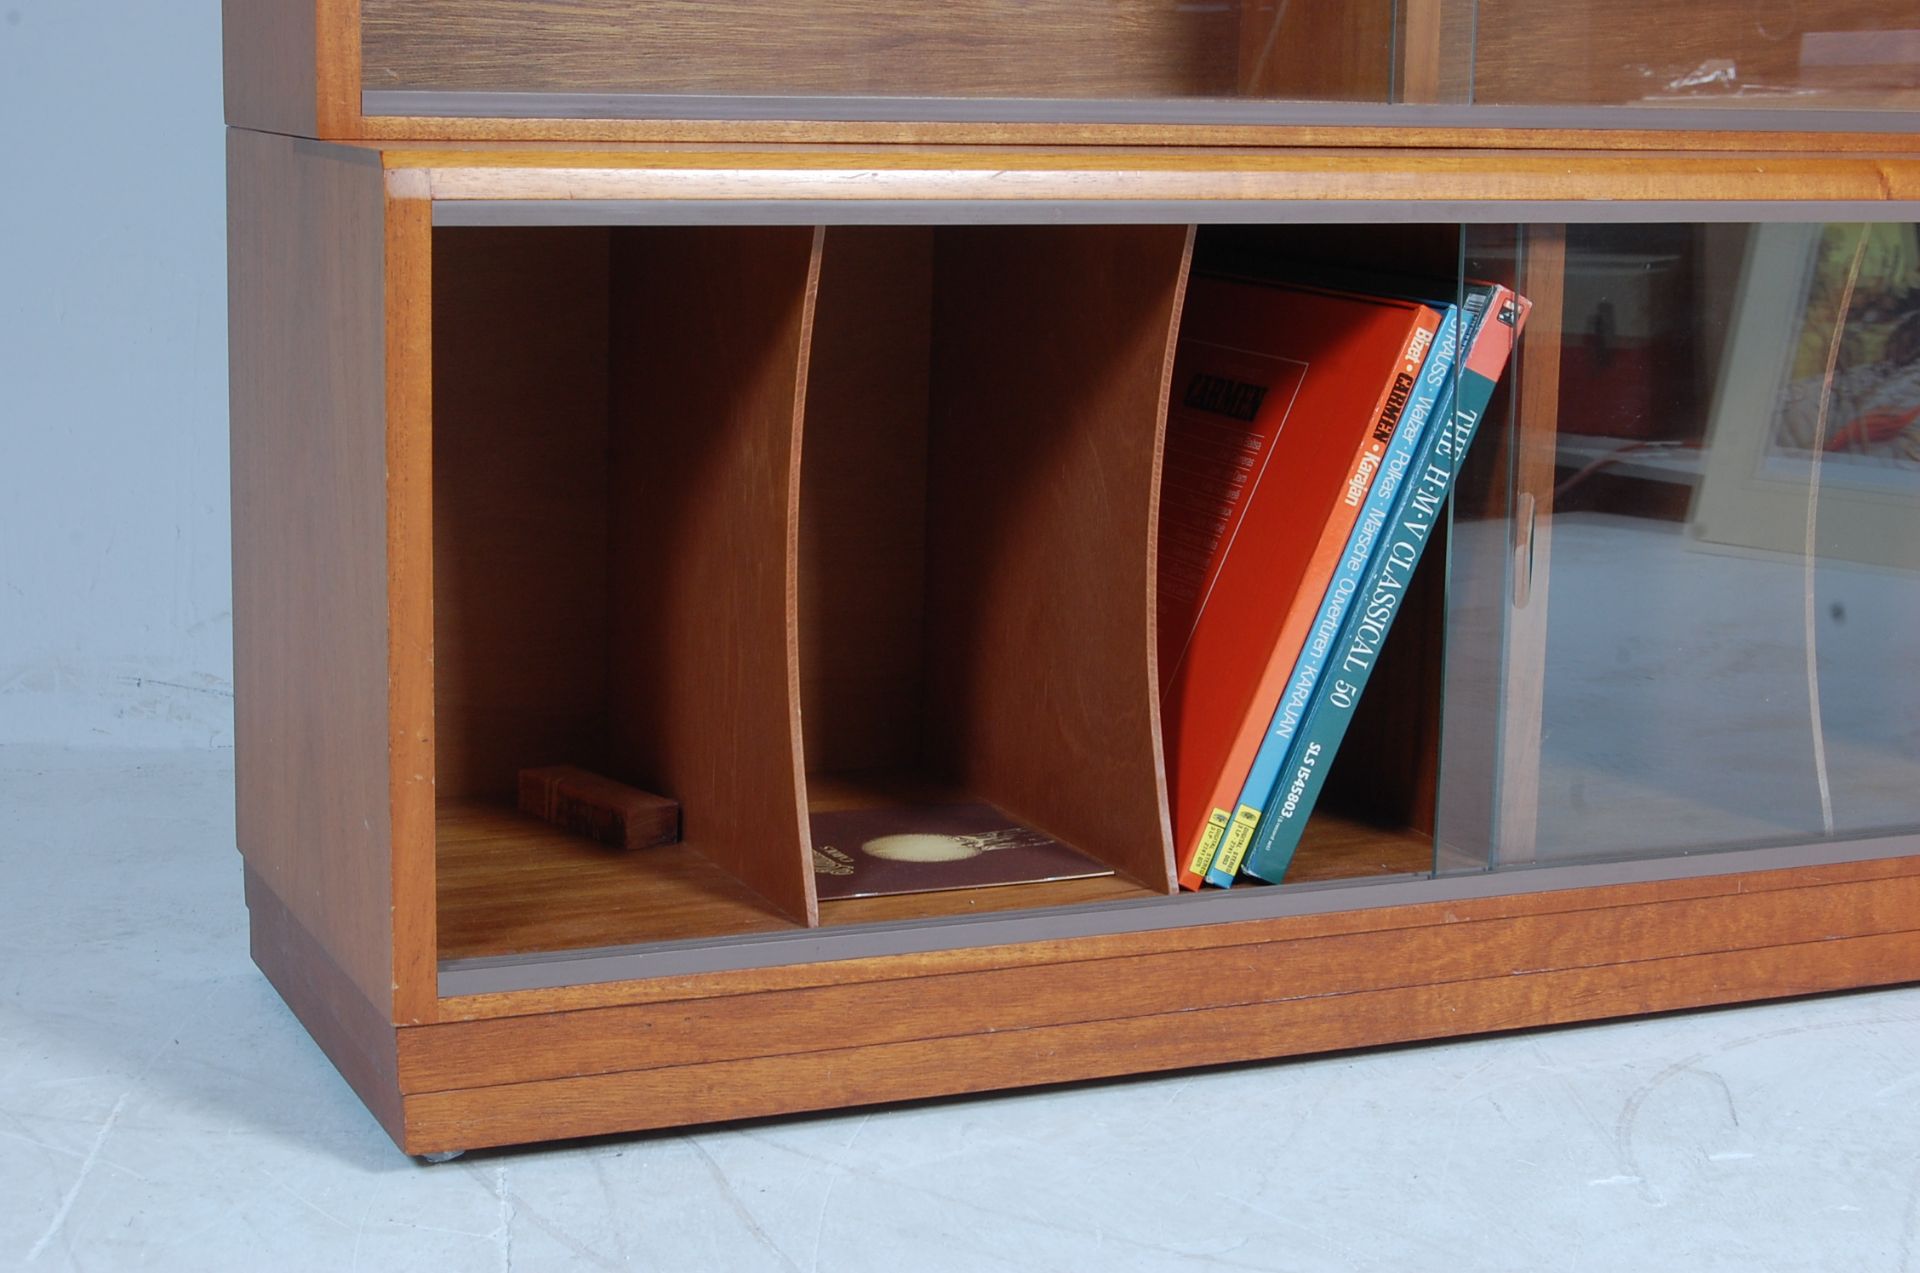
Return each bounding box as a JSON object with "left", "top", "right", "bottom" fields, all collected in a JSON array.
[{"left": 227, "top": 3, "right": 1920, "bottom": 1156}]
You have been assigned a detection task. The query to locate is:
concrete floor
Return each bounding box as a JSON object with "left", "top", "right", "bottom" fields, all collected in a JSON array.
[{"left": 4, "top": 747, "right": 1919, "bottom": 1272}]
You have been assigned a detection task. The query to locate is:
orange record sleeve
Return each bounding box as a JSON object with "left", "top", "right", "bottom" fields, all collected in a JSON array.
[{"left": 1157, "top": 275, "right": 1443, "bottom": 889}]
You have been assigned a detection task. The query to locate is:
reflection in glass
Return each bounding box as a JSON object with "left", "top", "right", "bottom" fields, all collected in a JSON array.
[
  {"left": 1471, "top": 0, "right": 1920, "bottom": 111},
  {"left": 1444, "top": 223, "right": 1920, "bottom": 871},
  {"left": 366, "top": 0, "right": 1920, "bottom": 117}
]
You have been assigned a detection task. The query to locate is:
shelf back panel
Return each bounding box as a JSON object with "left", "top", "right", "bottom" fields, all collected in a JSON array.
[
  {"left": 796, "top": 227, "right": 936, "bottom": 776},
  {"left": 920, "top": 224, "right": 1194, "bottom": 892},
  {"left": 431, "top": 228, "right": 615, "bottom": 804}
]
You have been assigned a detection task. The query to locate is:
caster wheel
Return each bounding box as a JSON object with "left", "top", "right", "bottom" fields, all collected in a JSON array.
[{"left": 417, "top": 1150, "right": 466, "bottom": 1164}]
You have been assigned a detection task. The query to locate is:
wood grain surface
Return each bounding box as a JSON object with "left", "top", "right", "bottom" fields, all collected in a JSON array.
[
  {"left": 437, "top": 801, "right": 796, "bottom": 959},
  {"left": 921, "top": 225, "right": 1192, "bottom": 892},
  {"left": 379, "top": 144, "right": 1920, "bottom": 207},
  {"left": 796, "top": 229, "right": 934, "bottom": 777},
  {"left": 433, "top": 799, "right": 1422, "bottom": 960},
  {"left": 225, "top": 100, "right": 1920, "bottom": 1159},
  {"left": 1474, "top": 0, "right": 1920, "bottom": 107},
  {"left": 403, "top": 869, "right": 1920, "bottom": 1094},
  {"left": 230, "top": 131, "right": 397, "bottom": 1016},
  {"left": 223, "top": 0, "right": 319, "bottom": 135},
  {"left": 429, "top": 227, "right": 613, "bottom": 804},
  {"left": 223, "top": 0, "right": 360, "bottom": 136},
  {"left": 247, "top": 868, "right": 404, "bottom": 1143},
  {"left": 431, "top": 850, "right": 1920, "bottom": 1022},
  {"left": 316, "top": 0, "right": 362, "bottom": 135},
  {"left": 362, "top": 0, "right": 1243, "bottom": 99},
  {"left": 397, "top": 922, "right": 1920, "bottom": 1152},
  {"left": 353, "top": 113, "right": 1920, "bottom": 152},
  {"left": 225, "top": 0, "right": 1920, "bottom": 146},
  {"left": 1236, "top": 1, "right": 1396, "bottom": 101},
  {"left": 607, "top": 226, "right": 823, "bottom": 925},
  {"left": 383, "top": 166, "right": 437, "bottom": 1023}
]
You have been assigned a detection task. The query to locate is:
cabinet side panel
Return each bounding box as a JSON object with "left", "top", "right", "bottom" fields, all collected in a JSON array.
[
  {"left": 223, "top": 0, "right": 360, "bottom": 136},
  {"left": 223, "top": 0, "right": 319, "bottom": 135},
  {"left": 229, "top": 130, "right": 395, "bottom": 1015}
]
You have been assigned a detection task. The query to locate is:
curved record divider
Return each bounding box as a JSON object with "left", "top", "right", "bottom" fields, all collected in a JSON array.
[
  {"left": 606, "top": 225, "right": 824, "bottom": 926},
  {"left": 922, "top": 224, "right": 1194, "bottom": 893}
]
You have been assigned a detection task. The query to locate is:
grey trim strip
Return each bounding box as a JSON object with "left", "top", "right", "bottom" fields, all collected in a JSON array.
[
  {"left": 433, "top": 200, "right": 1920, "bottom": 228},
  {"left": 439, "top": 831, "right": 1920, "bottom": 997},
  {"left": 367, "top": 90, "right": 1920, "bottom": 134}
]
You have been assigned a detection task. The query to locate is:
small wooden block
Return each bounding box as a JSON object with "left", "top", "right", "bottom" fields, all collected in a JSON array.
[{"left": 517, "top": 766, "right": 681, "bottom": 851}]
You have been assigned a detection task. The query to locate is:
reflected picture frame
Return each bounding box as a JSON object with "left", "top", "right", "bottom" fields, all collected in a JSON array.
[{"left": 1692, "top": 221, "right": 1920, "bottom": 572}]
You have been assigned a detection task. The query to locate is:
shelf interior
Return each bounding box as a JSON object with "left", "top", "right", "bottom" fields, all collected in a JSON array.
[
  {"left": 362, "top": 0, "right": 1398, "bottom": 103},
  {"left": 795, "top": 224, "right": 1192, "bottom": 904},
  {"left": 431, "top": 223, "right": 818, "bottom": 946},
  {"left": 428, "top": 220, "right": 1493, "bottom": 967},
  {"left": 435, "top": 797, "right": 1425, "bottom": 962}
]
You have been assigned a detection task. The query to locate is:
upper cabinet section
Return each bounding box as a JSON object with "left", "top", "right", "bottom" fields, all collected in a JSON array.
[
  {"left": 229, "top": 0, "right": 1920, "bottom": 143},
  {"left": 357, "top": 0, "right": 1398, "bottom": 106},
  {"left": 1470, "top": 0, "right": 1920, "bottom": 113}
]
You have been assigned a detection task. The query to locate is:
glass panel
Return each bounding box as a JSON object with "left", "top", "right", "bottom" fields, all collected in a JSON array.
[
  {"left": 363, "top": 0, "right": 1920, "bottom": 121},
  {"left": 360, "top": 0, "right": 1403, "bottom": 105},
  {"left": 1441, "top": 222, "right": 1920, "bottom": 873},
  {"left": 1471, "top": 0, "right": 1920, "bottom": 112}
]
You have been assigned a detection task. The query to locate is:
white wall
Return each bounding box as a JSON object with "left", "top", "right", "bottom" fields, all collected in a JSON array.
[{"left": 0, "top": 2, "right": 232, "bottom": 746}]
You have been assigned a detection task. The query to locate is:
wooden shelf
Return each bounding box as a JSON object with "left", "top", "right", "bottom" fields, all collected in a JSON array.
[
  {"left": 437, "top": 802, "right": 794, "bottom": 960},
  {"left": 438, "top": 792, "right": 1431, "bottom": 964},
  {"left": 436, "top": 796, "right": 1159, "bottom": 962},
  {"left": 224, "top": 43, "right": 1920, "bottom": 1153},
  {"left": 1284, "top": 811, "right": 1435, "bottom": 884},
  {"left": 806, "top": 771, "right": 1162, "bottom": 925}
]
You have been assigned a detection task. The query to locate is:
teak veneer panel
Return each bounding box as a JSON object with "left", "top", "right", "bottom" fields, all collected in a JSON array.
[
  {"left": 1237, "top": 1, "right": 1396, "bottom": 102},
  {"left": 396, "top": 903, "right": 1920, "bottom": 1154},
  {"left": 797, "top": 229, "right": 935, "bottom": 776},
  {"left": 229, "top": 132, "right": 399, "bottom": 1018},
  {"left": 795, "top": 225, "right": 1190, "bottom": 891},
  {"left": 226, "top": 112, "right": 1920, "bottom": 1158},
  {"left": 430, "top": 228, "right": 614, "bottom": 804},
  {"left": 607, "top": 226, "right": 823, "bottom": 925},
  {"left": 437, "top": 802, "right": 794, "bottom": 959},
  {"left": 432, "top": 802, "right": 1418, "bottom": 961},
  {"left": 384, "top": 166, "right": 436, "bottom": 1024},
  {"left": 223, "top": 0, "right": 360, "bottom": 137},
  {"left": 1475, "top": 0, "right": 1920, "bottom": 107},
  {"left": 435, "top": 851, "right": 1920, "bottom": 1021},
  {"left": 383, "top": 145, "right": 1920, "bottom": 208},
  {"left": 405, "top": 933, "right": 1920, "bottom": 1154},
  {"left": 237, "top": 1, "right": 1920, "bottom": 149},
  {"left": 247, "top": 869, "right": 404, "bottom": 1143},
  {"left": 921, "top": 225, "right": 1191, "bottom": 891},
  {"left": 362, "top": 0, "right": 1242, "bottom": 100},
  {"left": 403, "top": 871, "right": 1920, "bottom": 1094},
  {"left": 353, "top": 113, "right": 1920, "bottom": 152}
]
